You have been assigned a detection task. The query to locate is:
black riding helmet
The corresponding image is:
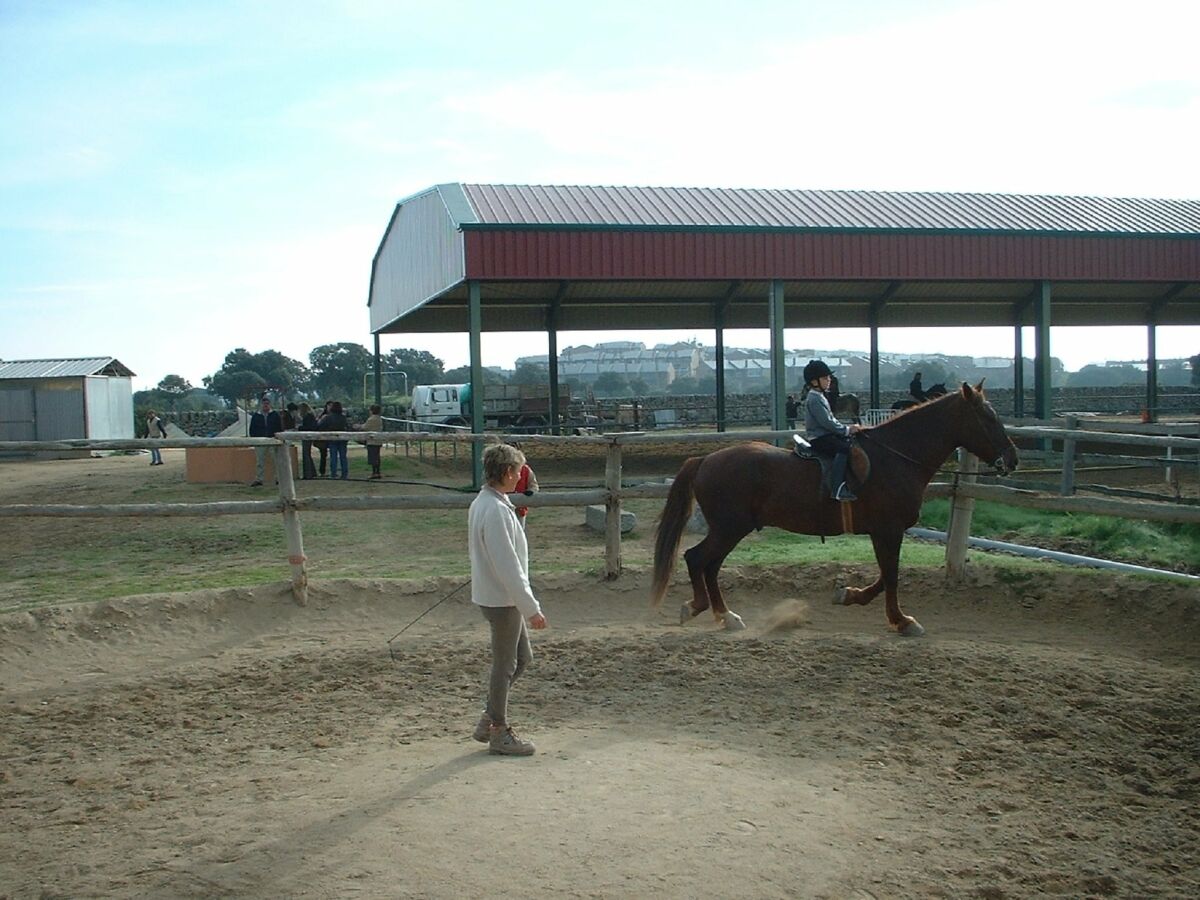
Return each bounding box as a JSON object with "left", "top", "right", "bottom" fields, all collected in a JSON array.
[{"left": 803, "top": 359, "right": 833, "bottom": 384}]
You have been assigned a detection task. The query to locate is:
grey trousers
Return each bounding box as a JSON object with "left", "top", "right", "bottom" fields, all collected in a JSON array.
[{"left": 480, "top": 605, "right": 532, "bottom": 727}]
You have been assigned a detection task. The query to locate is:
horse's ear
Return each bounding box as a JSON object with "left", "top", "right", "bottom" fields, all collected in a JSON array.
[
  {"left": 975, "top": 377, "right": 986, "bottom": 392},
  {"left": 960, "top": 382, "right": 974, "bottom": 401}
]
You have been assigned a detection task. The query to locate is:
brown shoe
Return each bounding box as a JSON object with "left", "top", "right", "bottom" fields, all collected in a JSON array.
[{"left": 488, "top": 725, "right": 535, "bottom": 756}]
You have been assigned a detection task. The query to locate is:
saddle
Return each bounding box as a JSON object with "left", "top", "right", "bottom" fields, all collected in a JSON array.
[{"left": 791, "top": 434, "right": 871, "bottom": 499}]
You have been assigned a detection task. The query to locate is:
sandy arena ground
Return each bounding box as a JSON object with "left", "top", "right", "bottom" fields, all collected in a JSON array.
[
  {"left": 1, "top": 449, "right": 1199, "bottom": 898},
  {"left": 2, "top": 558, "right": 1198, "bottom": 899}
]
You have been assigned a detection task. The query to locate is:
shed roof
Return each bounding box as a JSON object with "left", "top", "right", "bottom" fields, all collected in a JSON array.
[
  {"left": 0, "top": 357, "right": 135, "bottom": 379},
  {"left": 452, "top": 184, "right": 1200, "bottom": 236}
]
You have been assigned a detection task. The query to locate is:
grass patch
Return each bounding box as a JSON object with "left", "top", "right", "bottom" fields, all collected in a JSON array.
[{"left": 917, "top": 498, "right": 1200, "bottom": 573}]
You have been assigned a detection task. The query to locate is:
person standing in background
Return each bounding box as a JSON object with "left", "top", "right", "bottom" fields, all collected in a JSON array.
[
  {"left": 146, "top": 410, "right": 167, "bottom": 465},
  {"left": 298, "top": 402, "right": 319, "bottom": 480},
  {"left": 361, "top": 404, "right": 384, "bottom": 479},
  {"left": 315, "top": 400, "right": 333, "bottom": 477},
  {"left": 248, "top": 396, "right": 282, "bottom": 486},
  {"left": 320, "top": 401, "right": 350, "bottom": 479}
]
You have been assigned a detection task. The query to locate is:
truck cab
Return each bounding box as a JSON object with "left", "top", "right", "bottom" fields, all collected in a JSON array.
[{"left": 409, "top": 384, "right": 468, "bottom": 426}]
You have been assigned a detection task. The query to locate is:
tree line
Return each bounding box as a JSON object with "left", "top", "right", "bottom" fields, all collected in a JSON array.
[{"left": 136, "top": 343, "right": 1200, "bottom": 411}]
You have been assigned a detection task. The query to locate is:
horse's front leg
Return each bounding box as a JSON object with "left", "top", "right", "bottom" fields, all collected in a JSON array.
[
  {"left": 835, "top": 576, "right": 884, "bottom": 607},
  {"left": 870, "top": 530, "right": 924, "bottom": 637}
]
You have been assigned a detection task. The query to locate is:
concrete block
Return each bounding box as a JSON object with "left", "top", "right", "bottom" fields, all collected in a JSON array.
[{"left": 585, "top": 504, "right": 637, "bottom": 533}]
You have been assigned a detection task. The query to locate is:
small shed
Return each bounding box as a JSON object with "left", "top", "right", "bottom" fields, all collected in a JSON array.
[{"left": 0, "top": 357, "right": 136, "bottom": 447}]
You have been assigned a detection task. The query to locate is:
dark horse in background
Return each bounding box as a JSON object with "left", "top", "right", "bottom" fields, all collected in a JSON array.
[
  {"left": 834, "top": 393, "right": 862, "bottom": 423},
  {"left": 651, "top": 382, "right": 1018, "bottom": 636},
  {"left": 802, "top": 383, "right": 862, "bottom": 424},
  {"left": 892, "top": 382, "right": 947, "bottom": 412}
]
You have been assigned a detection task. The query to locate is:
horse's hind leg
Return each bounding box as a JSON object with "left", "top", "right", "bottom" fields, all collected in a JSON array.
[
  {"left": 681, "top": 541, "right": 714, "bottom": 623},
  {"left": 681, "top": 526, "right": 749, "bottom": 627}
]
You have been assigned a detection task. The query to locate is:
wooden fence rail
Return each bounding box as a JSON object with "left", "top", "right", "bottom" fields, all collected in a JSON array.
[{"left": 2, "top": 424, "right": 1198, "bottom": 601}]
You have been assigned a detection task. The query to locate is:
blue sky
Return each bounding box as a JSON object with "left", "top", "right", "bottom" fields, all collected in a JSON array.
[{"left": 2, "top": 0, "right": 1198, "bottom": 391}]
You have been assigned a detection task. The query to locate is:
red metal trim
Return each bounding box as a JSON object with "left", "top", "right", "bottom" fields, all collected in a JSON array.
[{"left": 464, "top": 230, "right": 1200, "bottom": 282}]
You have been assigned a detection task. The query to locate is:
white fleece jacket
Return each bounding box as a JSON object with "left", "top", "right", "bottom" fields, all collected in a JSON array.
[{"left": 467, "top": 485, "right": 541, "bottom": 619}]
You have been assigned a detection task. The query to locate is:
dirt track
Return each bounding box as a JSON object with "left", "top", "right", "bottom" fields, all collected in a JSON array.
[{"left": 2, "top": 561, "right": 1198, "bottom": 899}]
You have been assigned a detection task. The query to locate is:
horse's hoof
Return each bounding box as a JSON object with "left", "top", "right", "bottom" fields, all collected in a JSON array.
[
  {"left": 679, "top": 603, "right": 693, "bottom": 625},
  {"left": 899, "top": 619, "right": 926, "bottom": 637},
  {"left": 833, "top": 587, "right": 849, "bottom": 606},
  {"left": 723, "top": 612, "right": 746, "bottom": 631}
]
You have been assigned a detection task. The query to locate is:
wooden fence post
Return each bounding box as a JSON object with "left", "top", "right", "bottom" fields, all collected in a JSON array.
[
  {"left": 1060, "top": 415, "right": 1078, "bottom": 496},
  {"left": 945, "top": 448, "right": 979, "bottom": 581},
  {"left": 604, "top": 439, "right": 623, "bottom": 579},
  {"left": 274, "top": 441, "right": 308, "bottom": 605}
]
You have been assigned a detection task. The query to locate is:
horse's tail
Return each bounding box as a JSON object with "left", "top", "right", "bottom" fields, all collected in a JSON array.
[{"left": 650, "top": 456, "right": 702, "bottom": 607}]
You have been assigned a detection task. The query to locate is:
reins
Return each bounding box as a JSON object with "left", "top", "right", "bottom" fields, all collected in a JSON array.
[{"left": 857, "top": 430, "right": 941, "bottom": 475}]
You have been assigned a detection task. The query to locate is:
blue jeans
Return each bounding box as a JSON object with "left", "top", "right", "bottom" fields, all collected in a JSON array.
[
  {"left": 328, "top": 442, "right": 348, "bottom": 478},
  {"left": 150, "top": 447, "right": 162, "bottom": 464}
]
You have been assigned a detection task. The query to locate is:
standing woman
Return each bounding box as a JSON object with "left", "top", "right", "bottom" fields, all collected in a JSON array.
[
  {"left": 315, "top": 400, "right": 333, "bottom": 477},
  {"left": 297, "top": 402, "right": 319, "bottom": 479},
  {"left": 320, "top": 401, "right": 350, "bottom": 479},
  {"left": 468, "top": 443, "right": 548, "bottom": 756},
  {"left": 146, "top": 409, "right": 167, "bottom": 465}
]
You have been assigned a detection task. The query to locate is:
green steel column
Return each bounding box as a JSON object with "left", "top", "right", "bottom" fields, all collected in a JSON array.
[
  {"left": 1033, "top": 280, "right": 1052, "bottom": 421},
  {"left": 373, "top": 333, "right": 382, "bottom": 408},
  {"left": 468, "top": 280, "right": 484, "bottom": 488},
  {"left": 1012, "top": 323, "right": 1024, "bottom": 418},
  {"left": 548, "top": 283, "right": 564, "bottom": 434},
  {"left": 714, "top": 304, "right": 727, "bottom": 432},
  {"left": 869, "top": 323, "right": 881, "bottom": 410},
  {"left": 768, "top": 279, "right": 786, "bottom": 431},
  {"left": 868, "top": 282, "right": 898, "bottom": 410},
  {"left": 1144, "top": 285, "right": 1184, "bottom": 425},
  {"left": 1146, "top": 323, "right": 1158, "bottom": 423}
]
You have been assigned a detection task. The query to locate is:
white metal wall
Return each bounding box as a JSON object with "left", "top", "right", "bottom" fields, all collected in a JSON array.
[
  {"left": 370, "top": 187, "right": 466, "bottom": 332},
  {"left": 84, "top": 376, "right": 134, "bottom": 439}
]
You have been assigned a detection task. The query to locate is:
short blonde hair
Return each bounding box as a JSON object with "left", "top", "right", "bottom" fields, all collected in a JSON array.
[{"left": 483, "top": 443, "right": 525, "bottom": 485}]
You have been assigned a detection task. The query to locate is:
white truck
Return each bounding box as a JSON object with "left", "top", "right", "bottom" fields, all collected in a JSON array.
[{"left": 409, "top": 382, "right": 572, "bottom": 430}]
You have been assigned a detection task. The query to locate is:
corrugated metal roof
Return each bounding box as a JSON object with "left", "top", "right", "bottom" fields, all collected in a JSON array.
[
  {"left": 0, "top": 357, "right": 135, "bottom": 379},
  {"left": 453, "top": 184, "right": 1200, "bottom": 235}
]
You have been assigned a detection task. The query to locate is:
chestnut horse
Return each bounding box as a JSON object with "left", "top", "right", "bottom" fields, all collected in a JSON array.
[{"left": 651, "top": 382, "right": 1018, "bottom": 635}]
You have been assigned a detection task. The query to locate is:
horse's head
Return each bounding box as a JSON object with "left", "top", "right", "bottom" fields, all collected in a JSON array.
[
  {"left": 956, "top": 380, "right": 1018, "bottom": 475},
  {"left": 926, "top": 383, "right": 948, "bottom": 398}
]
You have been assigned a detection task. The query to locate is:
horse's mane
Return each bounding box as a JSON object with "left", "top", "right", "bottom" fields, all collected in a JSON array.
[{"left": 871, "top": 386, "right": 961, "bottom": 431}]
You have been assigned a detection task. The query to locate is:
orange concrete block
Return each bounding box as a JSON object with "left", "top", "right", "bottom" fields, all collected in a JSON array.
[{"left": 185, "top": 446, "right": 298, "bottom": 484}]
